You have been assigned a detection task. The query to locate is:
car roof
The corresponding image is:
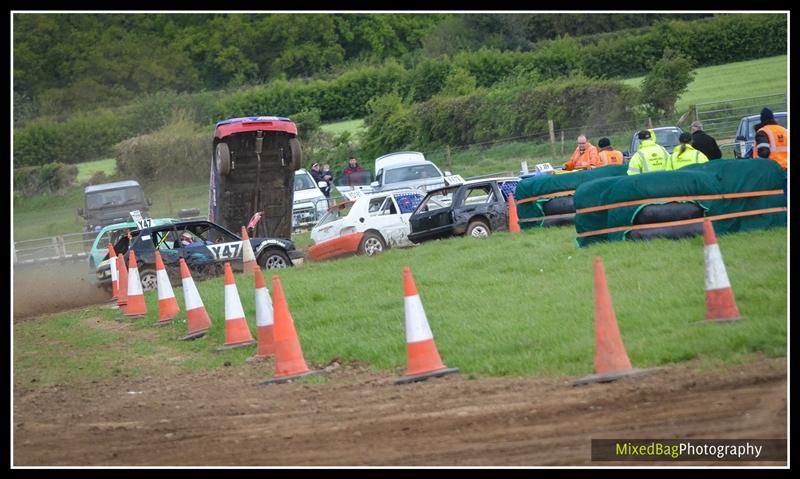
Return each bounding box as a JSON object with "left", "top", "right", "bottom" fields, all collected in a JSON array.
[
  {"left": 424, "top": 177, "right": 518, "bottom": 195},
  {"left": 374, "top": 151, "right": 427, "bottom": 172},
  {"left": 743, "top": 111, "right": 787, "bottom": 121},
  {"left": 100, "top": 218, "right": 175, "bottom": 232},
  {"left": 84, "top": 180, "right": 141, "bottom": 193}
]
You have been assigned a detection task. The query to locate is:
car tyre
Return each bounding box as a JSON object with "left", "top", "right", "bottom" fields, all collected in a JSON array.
[
  {"left": 139, "top": 268, "right": 158, "bottom": 293},
  {"left": 466, "top": 219, "right": 491, "bottom": 238},
  {"left": 289, "top": 138, "right": 303, "bottom": 171},
  {"left": 216, "top": 142, "right": 231, "bottom": 176},
  {"left": 358, "top": 231, "right": 386, "bottom": 256},
  {"left": 258, "top": 249, "right": 291, "bottom": 269}
]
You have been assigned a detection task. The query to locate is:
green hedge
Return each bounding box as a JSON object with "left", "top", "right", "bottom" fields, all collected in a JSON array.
[
  {"left": 14, "top": 14, "right": 785, "bottom": 167},
  {"left": 13, "top": 163, "right": 78, "bottom": 195}
]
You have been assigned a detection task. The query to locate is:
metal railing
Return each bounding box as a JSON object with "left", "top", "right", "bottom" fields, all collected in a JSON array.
[{"left": 14, "top": 232, "right": 94, "bottom": 265}]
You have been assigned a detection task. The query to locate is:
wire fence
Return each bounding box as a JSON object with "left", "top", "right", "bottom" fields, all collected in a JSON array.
[{"left": 14, "top": 232, "right": 93, "bottom": 265}]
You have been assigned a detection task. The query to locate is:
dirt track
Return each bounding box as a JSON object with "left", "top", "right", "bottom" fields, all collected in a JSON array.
[
  {"left": 13, "top": 354, "right": 786, "bottom": 466},
  {"left": 13, "top": 262, "right": 109, "bottom": 319}
]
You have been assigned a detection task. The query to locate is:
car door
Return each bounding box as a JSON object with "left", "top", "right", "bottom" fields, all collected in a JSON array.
[
  {"left": 456, "top": 183, "right": 503, "bottom": 233},
  {"left": 180, "top": 222, "right": 242, "bottom": 276},
  {"left": 409, "top": 188, "right": 457, "bottom": 242}
]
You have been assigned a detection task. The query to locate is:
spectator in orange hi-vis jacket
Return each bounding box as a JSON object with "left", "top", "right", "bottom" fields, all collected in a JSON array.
[
  {"left": 563, "top": 135, "right": 601, "bottom": 170},
  {"left": 596, "top": 137, "right": 625, "bottom": 166}
]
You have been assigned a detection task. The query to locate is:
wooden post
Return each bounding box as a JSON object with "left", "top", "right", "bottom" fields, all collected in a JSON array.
[
  {"left": 647, "top": 117, "right": 653, "bottom": 129},
  {"left": 446, "top": 145, "right": 452, "bottom": 174},
  {"left": 560, "top": 130, "right": 565, "bottom": 155},
  {"left": 548, "top": 120, "right": 556, "bottom": 162}
]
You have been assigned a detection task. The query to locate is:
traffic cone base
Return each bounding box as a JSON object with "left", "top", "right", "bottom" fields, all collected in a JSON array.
[
  {"left": 573, "top": 367, "right": 659, "bottom": 386},
  {"left": 124, "top": 251, "right": 147, "bottom": 317},
  {"left": 179, "top": 329, "right": 208, "bottom": 341},
  {"left": 252, "top": 325, "right": 275, "bottom": 359},
  {"left": 705, "top": 289, "right": 742, "bottom": 322},
  {"left": 123, "top": 295, "right": 147, "bottom": 318},
  {"left": 154, "top": 319, "right": 173, "bottom": 327},
  {"left": 216, "top": 339, "right": 257, "bottom": 351},
  {"left": 260, "top": 369, "right": 320, "bottom": 385},
  {"left": 396, "top": 367, "right": 459, "bottom": 385}
]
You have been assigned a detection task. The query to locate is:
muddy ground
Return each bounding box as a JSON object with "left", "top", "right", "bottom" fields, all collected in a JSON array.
[
  {"left": 13, "top": 261, "right": 109, "bottom": 319},
  {"left": 14, "top": 351, "right": 786, "bottom": 466}
]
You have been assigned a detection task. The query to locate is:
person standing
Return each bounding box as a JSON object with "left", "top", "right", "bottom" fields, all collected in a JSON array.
[
  {"left": 343, "top": 156, "right": 364, "bottom": 175},
  {"left": 627, "top": 130, "right": 671, "bottom": 175},
  {"left": 689, "top": 121, "right": 722, "bottom": 160},
  {"left": 670, "top": 132, "right": 709, "bottom": 170},
  {"left": 320, "top": 163, "right": 334, "bottom": 197},
  {"left": 753, "top": 107, "right": 788, "bottom": 170}
]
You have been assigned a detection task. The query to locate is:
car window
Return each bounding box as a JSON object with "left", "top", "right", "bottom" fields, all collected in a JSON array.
[
  {"left": 334, "top": 171, "right": 373, "bottom": 186},
  {"left": 317, "top": 202, "right": 354, "bottom": 226},
  {"left": 368, "top": 196, "right": 387, "bottom": 214},
  {"left": 294, "top": 173, "right": 317, "bottom": 191},
  {"left": 394, "top": 192, "right": 423, "bottom": 213},
  {"left": 464, "top": 185, "right": 493, "bottom": 205},
  {"left": 385, "top": 164, "right": 440, "bottom": 184},
  {"left": 203, "top": 224, "right": 239, "bottom": 243},
  {"left": 417, "top": 188, "right": 456, "bottom": 213},
  {"left": 152, "top": 229, "right": 179, "bottom": 250}
]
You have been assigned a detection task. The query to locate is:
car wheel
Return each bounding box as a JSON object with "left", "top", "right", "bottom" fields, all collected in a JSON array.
[
  {"left": 258, "top": 249, "right": 291, "bottom": 269},
  {"left": 289, "top": 138, "right": 303, "bottom": 170},
  {"left": 139, "top": 268, "right": 158, "bottom": 293},
  {"left": 466, "top": 219, "right": 491, "bottom": 238},
  {"left": 216, "top": 142, "right": 231, "bottom": 176},
  {"left": 358, "top": 231, "right": 386, "bottom": 256}
]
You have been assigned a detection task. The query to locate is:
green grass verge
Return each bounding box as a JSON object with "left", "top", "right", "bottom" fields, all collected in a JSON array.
[
  {"left": 320, "top": 118, "right": 365, "bottom": 136},
  {"left": 14, "top": 226, "right": 786, "bottom": 387},
  {"left": 623, "top": 55, "right": 787, "bottom": 113},
  {"left": 76, "top": 158, "right": 117, "bottom": 183}
]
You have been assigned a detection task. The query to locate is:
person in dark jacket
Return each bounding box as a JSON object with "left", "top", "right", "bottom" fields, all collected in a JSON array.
[{"left": 689, "top": 121, "right": 722, "bottom": 160}]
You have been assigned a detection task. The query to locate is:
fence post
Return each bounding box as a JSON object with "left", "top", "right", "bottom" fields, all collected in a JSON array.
[
  {"left": 560, "top": 130, "right": 565, "bottom": 155},
  {"left": 548, "top": 120, "right": 556, "bottom": 162},
  {"left": 647, "top": 117, "right": 653, "bottom": 129},
  {"left": 446, "top": 145, "right": 452, "bottom": 174}
]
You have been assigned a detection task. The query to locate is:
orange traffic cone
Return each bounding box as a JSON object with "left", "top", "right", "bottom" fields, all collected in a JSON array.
[
  {"left": 261, "top": 276, "right": 318, "bottom": 384},
  {"left": 124, "top": 250, "right": 147, "bottom": 318},
  {"left": 507, "top": 193, "right": 521, "bottom": 233},
  {"left": 396, "top": 266, "right": 459, "bottom": 384},
  {"left": 179, "top": 257, "right": 212, "bottom": 340},
  {"left": 574, "top": 257, "right": 655, "bottom": 385},
  {"left": 703, "top": 220, "right": 741, "bottom": 322},
  {"left": 116, "top": 253, "right": 128, "bottom": 313},
  {"left": 248, "top": 265, "right": 275, "bottom": 362},
  {"left": 241, "top": 226, "right": 257, "bottom": 273},
  {"left": 217, "top": 262, "right": 256, "bottom": 350},
  {"left": 154, "top": 251, "right": 180, "bottom": 325},
  {"left": 108, "top": 243, "right": 118, "bottom": 301}
]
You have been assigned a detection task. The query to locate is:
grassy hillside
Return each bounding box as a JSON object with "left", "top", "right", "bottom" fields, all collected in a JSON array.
[
  {"left": 14, "top": 226, "right": 787, "bottom": 385},
  {"left": 623, "top": 55, "right": 787, "bottom": 113}
]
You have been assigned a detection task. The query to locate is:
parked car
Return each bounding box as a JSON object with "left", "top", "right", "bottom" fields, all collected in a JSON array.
[
  {"left": 88, "top": 218, "right": 175, "bottom": 278},
  {"left": 95, "top": 219, "right": 300, "bottom": 291},
  {"left": 408, "top": 177, "right": 519, "bottom": 244},
  {"left": 370, "top": 151, "right": 450, "bottom": 193},
  {"left": 733, "top": 111, "right": 788, "bottom": 158},
  {"left": 78, "top": 180, "right": 151, "bottom": 240},
  {"left": 308, "top": 189, "right": 425, "bottom": 262},
  {"left": 623, "top": 126, "right": 683, "bottom": 160},
  {"left": 292, "top": 168, "right": 329, "bottom": 230}
]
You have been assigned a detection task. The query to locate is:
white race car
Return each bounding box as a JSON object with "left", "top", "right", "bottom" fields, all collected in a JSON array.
[{"left": 308, "top": 189, "right": 424, "bottom": 262}]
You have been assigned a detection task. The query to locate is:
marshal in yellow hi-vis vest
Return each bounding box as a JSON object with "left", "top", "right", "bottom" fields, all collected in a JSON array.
[{"left": 627, "top": 130, "right": 670, "bottom": 175}]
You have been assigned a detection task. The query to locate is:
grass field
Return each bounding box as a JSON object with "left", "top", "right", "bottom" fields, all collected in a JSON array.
[
  {"left": 623, "top": 55, "right": 787, "bottom": 113},
  {"left": 14, "top": 226, "right": 787, "bottom": 386},
  {"left": 75, "top": 158, "right": 117, "bottom": 183},
  {"left": 320, "top": 118, "right": 365, "bottom": 136}
]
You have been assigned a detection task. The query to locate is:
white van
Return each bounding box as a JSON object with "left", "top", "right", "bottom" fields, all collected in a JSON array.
[
  {"left": 293, "top": 169, "right": 329, "bottom": 229},
  {"left": 371, "top": 151, "right": 450, "bottom": 193}
]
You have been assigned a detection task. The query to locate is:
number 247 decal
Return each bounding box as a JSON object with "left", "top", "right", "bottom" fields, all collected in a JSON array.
[{"left": 208, "top": 241, "right": 242, "bottom": 260}]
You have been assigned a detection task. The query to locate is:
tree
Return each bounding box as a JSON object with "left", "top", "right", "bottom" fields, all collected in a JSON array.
[{"left": 640, "top": 49, "right": 695, "bottom": 120}]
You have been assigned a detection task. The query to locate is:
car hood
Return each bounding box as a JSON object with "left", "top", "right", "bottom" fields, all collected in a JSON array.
[
  {"left": 293, "top": 189, "right": 326, "bottom": 203},
  {"left": 376, "top": 177, "right": 445, "bottom": 193}
]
